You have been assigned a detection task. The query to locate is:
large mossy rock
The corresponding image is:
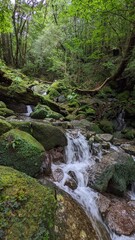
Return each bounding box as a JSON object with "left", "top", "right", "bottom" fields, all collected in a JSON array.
[
  {"left": 93, "top": 156, "right": 135, "bottom": 196},
  {"left": 0, "top": 166, "right": 100, "bottom": 240},
  {"left": 31, "top": 104, "right": 63, "bottom": 120},
  {"left": 31, "top": 122, "right": 67, "bottom": 150},
  {"left": 0, "top": 129, "right": 45, "bottom": 176},
  {"left": 0, "top": 119, "right": 12, "bottom": 135},
  {"left": 0, "top": 108, "right": 14, "bottom": 117},
  {"left": 0, "top": 166, "right": 57, "bottom": 240},
  {"left": 0, "top": 101, "right": 6, "bottom": 108}
]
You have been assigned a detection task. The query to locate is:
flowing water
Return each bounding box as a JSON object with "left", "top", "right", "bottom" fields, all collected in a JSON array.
[
  {"left": 24, "top": 105, "right": 33, "bottom": 116},
  {"left": 51, "top": 129, "right": 135, "bottom": 240},
  {"left": 116, "top": 109, "right": 126, "bottom": 131}
]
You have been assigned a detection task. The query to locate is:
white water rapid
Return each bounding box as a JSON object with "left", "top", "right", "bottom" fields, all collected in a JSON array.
[{"left": 51, "top": 129, "right": 135, "bottom": 240}]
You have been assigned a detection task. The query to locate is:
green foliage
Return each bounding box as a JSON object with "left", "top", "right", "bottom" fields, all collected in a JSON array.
[
  {"left": 99, "top": 119, "right": 114, "bottom": 133},
  {"left": 122, "top": 128, "right": 135, "bottom": 140},
  {"left": 0, "top": 0, "right": 12, "bottom": 33}
]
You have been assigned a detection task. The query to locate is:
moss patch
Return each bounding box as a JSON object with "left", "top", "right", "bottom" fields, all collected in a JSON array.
[
  {"left": 99, "top": 119, "right": 114, "bottom": 133},
  {"left": 0, "top": 119, "right": 12, "bottom": 136},
  {"left": 0, "top": 108, "right": 14, "bottom": 117}
]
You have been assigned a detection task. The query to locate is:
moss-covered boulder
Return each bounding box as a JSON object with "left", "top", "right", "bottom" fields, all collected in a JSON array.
[
  {"left": 0, "top": 107, "right": 14, "bottom": 117},
  {"left": 31, "top": 104, "right": 63, "bottom": 120},
  {"left": 0, "top": 129, "right": 45, "bottom": 176},
  {"left": 31, "top": 122, "right": 67, "bottom": 150},
  {"left": 93, "top": 156, "right": 135, "bottom": 196},
  {"left": 0, "top": 119, "right": 12, "bottom": 136},
  {"left": 0, "top": 166, "right": 108, "bottom": 240},
  {"left": 0, "top": 166, "right": 57, "bottom": 240},
  {"left": 0, "top": 101, "right": 6, "bottom": 108}
]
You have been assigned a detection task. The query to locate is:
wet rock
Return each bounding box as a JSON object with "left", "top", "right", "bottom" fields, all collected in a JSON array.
[
  {"left": 88, "top": 150, "right": 135, "bottom": 196},
  {"left": 106, "top": 202, "right": 135, "bottom": 235},
  {"left": 97, "top": 194, "right": 111, "bottom": 213},
  {"left": 48, "top": 147, "right": 65, "bottom": 163},
  {"left": 93, "top": 154, "right": 135, "bottom": 196},
  {"left": 41, "top": 152, "right": 52, "bottom": 176},
  {"left": 64, "top": 177, "right": 78, "bottom": 190},
  {"left": 53, "top": 168, "right": 64, "bottom": 182},
  {"left": 62, "top": 171, "right": 78, "bottom": 190},
  {"left": 95, "top": 133, "right": 113, "bottom": 142},
  {"left": 121, "top": 144, "right": 135, "bottom": 156},
  {"left": 98, "top": 194, "right": 135, "bottom": 235}
]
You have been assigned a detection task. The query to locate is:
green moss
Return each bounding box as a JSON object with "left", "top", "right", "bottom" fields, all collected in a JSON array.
[
  {"left": 68, "top": 101, "right": 79, "bottom": 108},
  {"left": 31, "top": 104, "right": 63, "bottom": 120},
  {"left": 125, "top": 102, "right": 135, "bottom": 117},
  {"left": 99, "top": 119, "right": 114, "bottom": 133},
  {"left": 48, "top": 88, "right": 60, "bottom": 100},
  {"left": 122, "top": 128, "right": 135, "bottom": 140},
  {"left": 0, "top": 101, "right": 6, "bottom": 108},
  {"left": 117, "top": 91, "right": 130, "bottom": 103},
  {"left": 88, "top": 123, "right": 103, "bottom": 134},
  {"left": 10, "top": 121, "right": 32, "bottom": 134},
  {"left": 31, "top": 122, "right": 67, "bottom": 150},
  {"left": 0, "top": 166, "right": 57, "bottom": 240},
  {"left": 96, "top": 86, "right": 115, "bottom": 99},
  {"left": 0, "top": 108, "right": 14, "bottom": 117},
  {"left": 0, "top": 119, "right": 12, "bottom": 136},
  {"left": 86, "top": 107, "right": 96, "bottom": 115},
  {"left": 0, "top": 129, "right": 45, "bottom": 177},
  {"left": 49, "top": 80, "right": 67, "bottom": 93}
]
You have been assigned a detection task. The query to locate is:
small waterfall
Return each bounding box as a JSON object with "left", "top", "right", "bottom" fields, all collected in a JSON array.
[
  {"left": 129, "top": 182, "right": 135, "bottom": 200},
  {"left": 51, "top": 129, "right": 135, "bottom": 240},
  {"left": 52, "top": 130, "right": 110, "bottom": 239},
  {"left": 25, "top": 105, "right": 33, "bottom": 116},
  {"left": 116, "top": 109, "right": 126, "bottom": 131}
]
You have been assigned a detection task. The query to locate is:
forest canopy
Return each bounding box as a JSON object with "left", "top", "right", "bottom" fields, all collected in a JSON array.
[{"left": 0, "top": 0, "right": 135, "bottom": 89}]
